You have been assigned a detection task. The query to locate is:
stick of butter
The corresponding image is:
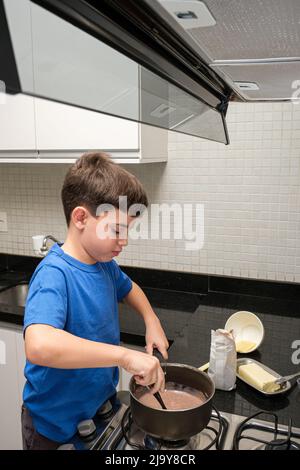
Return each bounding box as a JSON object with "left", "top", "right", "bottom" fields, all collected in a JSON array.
[{"left": 238, "top": 363, "right": 281, "bottom": 392}]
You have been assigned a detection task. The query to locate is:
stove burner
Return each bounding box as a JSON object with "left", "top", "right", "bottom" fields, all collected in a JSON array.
[
  {"left": 265, "top": 439, "right": 300, "bottom": 451},
  {"left": 144, "top": 435, "right": 160, "bottom": 450},
  {"left": 159, "top": 438, "right": 190, "bottom": 449},
  {"left": 233, "top": 411, "right": 300, "bottom": 450},
  {"left": 144, "top": 434, "right": 189, "bottom": 450},
  {"left": 120, "top": 406, "right": 227, "bottom": 450}
]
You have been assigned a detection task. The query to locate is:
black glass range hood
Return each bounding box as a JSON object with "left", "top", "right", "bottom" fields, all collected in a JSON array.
[{"left": 1, "top": 0, "right": 231, "bottom": 144}]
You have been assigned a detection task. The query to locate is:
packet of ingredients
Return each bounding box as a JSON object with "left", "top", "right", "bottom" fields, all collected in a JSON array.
[{"left": 208, "top": 329, "right": 237, "bottom": 391}]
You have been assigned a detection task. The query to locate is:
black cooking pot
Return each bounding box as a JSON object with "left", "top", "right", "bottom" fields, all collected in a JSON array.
[{"left": 129, "top": 363, "right": 215, "bottom": 441}]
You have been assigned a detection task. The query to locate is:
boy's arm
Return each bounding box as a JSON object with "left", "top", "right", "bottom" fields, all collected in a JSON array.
[
  {"left": 123, "top": 281, "right": 169, "bottom": 359},
  {"left": 25, "top": 324, "right": 165, "bottom": 393}
]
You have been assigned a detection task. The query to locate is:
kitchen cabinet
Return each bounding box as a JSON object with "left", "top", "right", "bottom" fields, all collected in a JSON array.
[
  {"left": 15, "top": 330, "right": 26, "bottom": 408},
  {"left": 34, "top": 99, "right": 139, "bottom": 152},
  {"left": 0, "top": 0, "right": 168, "bottom": 164},
  {"left": 0, "top": 94, "right": 37, "bottom": 155},
  {"left": 0, "top": 96, "right": 168, "bottom": 164},
  {"left": 0, "top": 0, "right": 36, "bottom": 156},
  {"left": 29, "top": 0, "right": 168, "bottom": 163},
  {"left": 33, "top": 99, "right": 168, "bottom": 164},
  {"left": 0, "top": 323, "right": 24, "bottom": 450}
]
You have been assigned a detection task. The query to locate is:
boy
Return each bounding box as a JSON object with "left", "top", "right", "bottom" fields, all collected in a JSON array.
[{"left": 22, "top": 152, "right": 169, "bottom": 450}]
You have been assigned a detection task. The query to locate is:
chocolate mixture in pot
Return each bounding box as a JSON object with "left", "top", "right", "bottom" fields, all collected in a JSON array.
[{"left": 137, "top": 382, "right": 207, "bottom": 410}]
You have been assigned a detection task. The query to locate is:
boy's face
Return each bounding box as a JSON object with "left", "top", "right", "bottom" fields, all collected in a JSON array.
[{"left": 79, "top": 208, "right": 136, "bottom": 262}]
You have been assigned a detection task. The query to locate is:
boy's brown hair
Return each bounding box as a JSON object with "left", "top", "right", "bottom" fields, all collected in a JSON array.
[{"left": 61, "top": 152, "right": 148, "bottom": 225}]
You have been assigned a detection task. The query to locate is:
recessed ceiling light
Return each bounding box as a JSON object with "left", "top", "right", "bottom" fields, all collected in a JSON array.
[
  {"left": 160, "top": 1, "right": 216, "bottom": 28},
  {"left": 234, "top": 82, "right": 260, "bottom": 91}
]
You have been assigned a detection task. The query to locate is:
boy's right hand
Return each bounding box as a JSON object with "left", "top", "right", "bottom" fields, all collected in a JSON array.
[{"left": 120, "top": 348, "right": 165, "bottom": 394}]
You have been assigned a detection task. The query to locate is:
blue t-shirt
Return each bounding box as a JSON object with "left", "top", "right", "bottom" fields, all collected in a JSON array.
[{"left": 23, "top": 243, "right": 132, "bottom": 442}]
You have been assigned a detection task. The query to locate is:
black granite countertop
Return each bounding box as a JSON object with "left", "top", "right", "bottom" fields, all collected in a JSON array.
[
  {"left": 1, "top": 264, "right": 300, "bottom": 427},
  {"left": 170, "top": 296, "right": 300, "bottom": 427},
  {"left": 119, "top": 289, "right": 300, "bottom": 427}
]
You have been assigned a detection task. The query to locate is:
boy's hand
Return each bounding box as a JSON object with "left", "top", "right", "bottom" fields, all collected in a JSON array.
[
  {"left": 145, "top": 316, "right": 169, "bottom": 360},
  {"left": 121, "top": 348, "right": 165, "bottom": 393}
]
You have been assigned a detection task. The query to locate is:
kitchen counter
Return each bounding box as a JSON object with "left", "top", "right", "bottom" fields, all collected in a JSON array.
[
  {"left": 167, "top": 294, "right": 300, "bottom": 427},
  {"left": 1, "top": 266, "right": 299, "bottom": 427},
  {"left": 118, "top": 288, "right": 300, "bottom": 427}
]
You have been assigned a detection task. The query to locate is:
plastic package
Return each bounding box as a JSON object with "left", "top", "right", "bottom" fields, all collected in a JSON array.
[{"left": 208, "top": 329, "right": 237, "bottom": 391}]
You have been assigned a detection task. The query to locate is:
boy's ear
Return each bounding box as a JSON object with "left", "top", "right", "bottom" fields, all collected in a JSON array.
[{"left": 71, "top": 206, "right": 89, "bottom": 229}]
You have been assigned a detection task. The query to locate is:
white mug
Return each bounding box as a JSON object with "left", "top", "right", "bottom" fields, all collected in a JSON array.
[{"left": 32, "top": 235, "right": 45, "bottom": 254}]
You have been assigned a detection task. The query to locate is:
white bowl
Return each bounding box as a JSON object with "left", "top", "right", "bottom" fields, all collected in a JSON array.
[{"left": 224, "top": 311, "right": 264, "bottom": 353}]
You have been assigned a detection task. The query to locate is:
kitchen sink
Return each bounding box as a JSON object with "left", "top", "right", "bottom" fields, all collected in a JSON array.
[
  {"left": 0, "top": 283, "right": 10, "bottom": 291},
  {"left": 0, "top": 283, "right": 29, "bottom": 314}
]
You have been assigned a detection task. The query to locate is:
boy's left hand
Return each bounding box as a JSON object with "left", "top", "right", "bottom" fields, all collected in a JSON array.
[{"left": 145, "top": 316, "right": 169, "bottom": 360}]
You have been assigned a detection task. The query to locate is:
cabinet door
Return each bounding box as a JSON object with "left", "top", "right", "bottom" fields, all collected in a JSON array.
[
  {"left": 0, "top": 94, "right": 36, "bottom": 152},
  {"left": 35, "top": 98, "right": 139, "bottom": 152},
  {"left": 1, "top": 0, "right": 36, "bottom": 154},
  {"left": 0, "top": 327, "right": 23, "bottom": 449},
  {"left": 15, "top": 330, "right": 26, "bottom": 408},
  {"left": 31, "top": 1, "right": 140, "bottom": 153}
]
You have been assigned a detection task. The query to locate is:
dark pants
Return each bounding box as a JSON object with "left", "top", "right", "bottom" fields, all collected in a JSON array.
[{"left": 21, "top": 405, "right": 60, "bottom": 450}]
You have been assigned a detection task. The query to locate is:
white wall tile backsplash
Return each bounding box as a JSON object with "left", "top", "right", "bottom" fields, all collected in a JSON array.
[{"left": 0, "top": 101, "right": 300, "bottom": 282}]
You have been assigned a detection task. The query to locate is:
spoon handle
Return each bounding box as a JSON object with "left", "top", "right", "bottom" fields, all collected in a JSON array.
[
  {"left": 146, "top": 385, "right": 167, "bottom": 409},
  {"left": 276, "top": 371, "right": 300, "bottom": 385},
  {"left": 154, "top": 391, "right": 167, "bottom": 410}
]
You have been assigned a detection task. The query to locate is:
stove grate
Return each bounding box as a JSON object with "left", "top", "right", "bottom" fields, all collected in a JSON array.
[{"left": 233, "top": 411, "right": 299, "bottom": 450}]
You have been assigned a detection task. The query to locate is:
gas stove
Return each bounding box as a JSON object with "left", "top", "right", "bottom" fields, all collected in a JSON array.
[{"left": 59, "top": 392, "right": 300, "bottom": 451}]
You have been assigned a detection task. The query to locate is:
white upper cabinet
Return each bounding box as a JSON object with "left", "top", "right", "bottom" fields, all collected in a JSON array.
[
  {"left": 34, "top": 99, "right": 139, "bottom": 152},
  {"left": 0, "top": 94, "right": 36, "bottom": 154},
  {"left": 0, "top": 0, "right": 168, "bottom": 163},
  {"left": 0, "top": 96, "right": 168, "bottom": 163},
  {"left": 0, "top": 0, "right": 36, "bottom": 154},
  {"left": 28, "top": 1, "right": 167, "bottom": 163},
  {"left": 33, "top": 98, "right": 167, "bottom": 163}
]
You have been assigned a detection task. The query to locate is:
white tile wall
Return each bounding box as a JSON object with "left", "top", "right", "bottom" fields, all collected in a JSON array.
[
  {"left": 0, "top": 164, "right": 67, "bottom": 255},
  {"left": 0, "top": 101, "right": 300, "bottom": 282}
]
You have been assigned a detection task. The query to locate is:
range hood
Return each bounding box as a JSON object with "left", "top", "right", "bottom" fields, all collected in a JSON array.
[
  {"left": 3, "top": 1, "right": 298, "bottom": 146},
  {"left": 155, "top": 0, "right": 300, "bottom": 102},
  {"left": 1, "top": 0, "right": 232, "bottom": 144}
]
